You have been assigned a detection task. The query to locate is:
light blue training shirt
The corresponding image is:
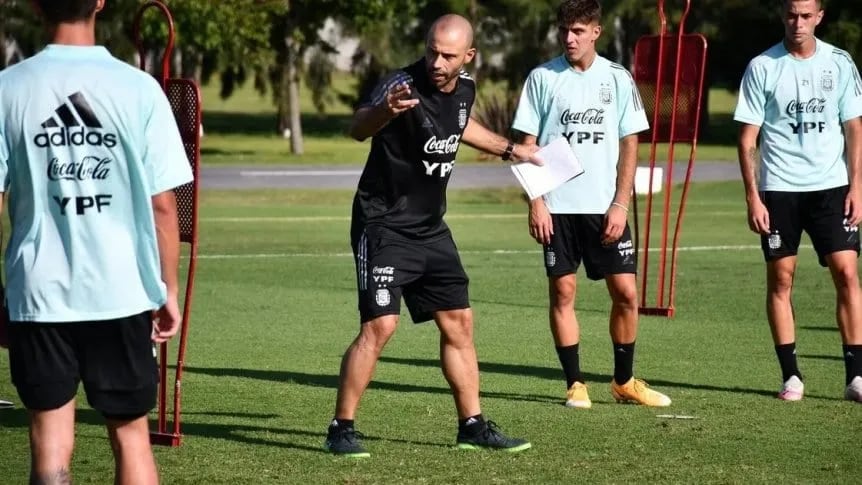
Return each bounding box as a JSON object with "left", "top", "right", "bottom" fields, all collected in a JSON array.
[
  {"left": 512, "top": 54, "right": 649, "bottom": 214},
  {"left": 734, "top": 38, "right": 862, "bottom": 191},
  {"left": 0, "top": 45, "right": 193, "bottom": 322}
]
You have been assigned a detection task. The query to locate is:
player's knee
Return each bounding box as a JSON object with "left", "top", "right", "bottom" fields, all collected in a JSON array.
[
  {"left": 549, "top": 278, "right": 575, "bottom": 307},
  {"left": 439, "top": 310, "right": 474, "bottom": 344},
  {"left": 611, "top": 286, "right": 638, "bottom": 311},
  {"left": 607, "top": 275, "right": 637, "bottom": 308},
  {"left": 768, "top": 267, "right": 795, "bottom": 295},
  {"left": 359, "top": 317, "right": 398, "bottom": 348},
  {"left": 832, "top": 264, "right": 860, "bottom": 291}
]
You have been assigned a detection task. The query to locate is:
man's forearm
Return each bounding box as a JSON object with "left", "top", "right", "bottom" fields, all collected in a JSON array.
[
  {"left": 153, "top": 192, "right": 181, "bottom": 298},
  {"left": 613, "top": 135, "right": 638, "bottom": 207},
  {"left": 738, "top": 143, "right": 760, "bottom": 203},
  {"left": 462, "top": 117, "right": 512, "bottom": 157},
  {"left": 348, "top": 104, "right": 394, "bottom": 141}
]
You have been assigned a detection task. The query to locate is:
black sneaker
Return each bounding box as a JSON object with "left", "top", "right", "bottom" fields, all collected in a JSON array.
[
  {"left": 324, "top": 424, "right": 370, "bottom": 458},
  {"left": 456, "top": 420, "right": 531, "bottom": 452}
]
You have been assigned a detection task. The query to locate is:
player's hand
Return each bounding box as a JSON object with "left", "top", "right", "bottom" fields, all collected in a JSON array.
[
  {"left": 601, "top": 203, "right": 628, "bottom": 245},
  {"left": 845, "top": 185, "right": 862, "bottom": 227},
  {"left": 512, "top": 143, "right": 543, "bottom": 166},
  {"left": 152, "top": 295, "right": 181, "bottom": 343},
  {"left": 382, "top": 82, "right": 419, "bottom": 117},
  {"left": 529, "top": 198, "right": 554, "bottom": 245},
  {"left": 747, "top": 198, "right": 771, "bottom": 235}
]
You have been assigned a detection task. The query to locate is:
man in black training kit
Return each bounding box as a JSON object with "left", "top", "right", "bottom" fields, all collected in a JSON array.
[{"left": 325, "top": 14, "right": 542, "bottom": 457}]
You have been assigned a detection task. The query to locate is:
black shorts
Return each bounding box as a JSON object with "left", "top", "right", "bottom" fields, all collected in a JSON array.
[
  {"left": 761, "top": 186, "right": 860, "bottom": 267},
  {"left": 8, "top": 312, "right": 158, "bottom": 418},
  {"left": 353, "top": 226, "right": 470, "bottom": 324},
  {"left": 543, "top": 213, "right": 637, "bottom": 280}
]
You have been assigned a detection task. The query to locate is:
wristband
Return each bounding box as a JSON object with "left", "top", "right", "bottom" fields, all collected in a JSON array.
[
  {"left": 501, "top": 141, "right": 515, "bottom": 161},
  {"left": 611, "top": 202, "right": 629, "bottom": 213}
]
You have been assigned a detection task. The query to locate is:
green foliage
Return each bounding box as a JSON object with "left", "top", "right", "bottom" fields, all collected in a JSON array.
[
  {"left": 304, "top": 49, "right": 335, "bottom": 113},
  {"left": 473, "top": 89, "right": 520, "bottom": 138}
]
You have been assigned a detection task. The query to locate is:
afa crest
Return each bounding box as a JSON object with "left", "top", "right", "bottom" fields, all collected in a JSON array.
[
  {"left": 375, "top": 288, "right": 391, "bottom": 307},
  {"left": 768, "top": 233, "right": 782, "bottom": 250},
  {"left": 600, "top": 84, "right": 613, "bottom": 105},
  {"left": 458, "top": 102, "right": 468, "bottom": 129},
  {"left": 821, "top": 71, "right": 834, "bottom": 92}
]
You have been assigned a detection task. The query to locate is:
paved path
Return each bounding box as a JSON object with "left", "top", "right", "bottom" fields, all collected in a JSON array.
[{"left": 202, "top": 161, "right": 740, "bottom": 190}]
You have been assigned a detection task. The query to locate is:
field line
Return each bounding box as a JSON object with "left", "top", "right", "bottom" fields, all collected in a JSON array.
[
  {"left": 202, "top": 211, "right": 745, "bottom": 223},
  {"left": 192, "top": 244, "right": 798, "bottom": 260}
]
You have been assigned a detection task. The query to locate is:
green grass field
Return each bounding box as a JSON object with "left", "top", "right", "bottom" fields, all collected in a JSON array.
[{"left": 0, "top": 182, "right": 859, "bottom": 483}]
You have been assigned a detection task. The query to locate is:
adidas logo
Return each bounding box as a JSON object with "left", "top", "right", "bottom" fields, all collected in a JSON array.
[
  {"left": 34, "top": 92, "right": 117, "bottom": 148},
  {"left": 422, "top": 117, "right": 433, "bottom": 129}
]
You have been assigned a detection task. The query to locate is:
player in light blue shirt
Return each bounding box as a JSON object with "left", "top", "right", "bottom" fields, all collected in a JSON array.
[
  {"left": 734, "top": 0, "right": 862, "bottom": 403},
  {"left": 511, "top": 0, "right": 670, "bottom": 409},
  {"left": 0, "top": 1, "right": 192, "bottom": 482}
]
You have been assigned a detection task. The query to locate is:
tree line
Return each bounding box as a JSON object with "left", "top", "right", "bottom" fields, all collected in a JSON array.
[{"left": 1, "top": 0, "right": 860, "bottom": 153}]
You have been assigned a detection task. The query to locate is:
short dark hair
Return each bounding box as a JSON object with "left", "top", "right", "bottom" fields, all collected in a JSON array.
[
  {"left": 35, "top": 0, "right": 99, "bottom": 24},
  {"left": 784, "top": 0, "right": 823, "bottom": 10},
  {"left": 557, "top": 0, "right": 602, "bottom": 27}
]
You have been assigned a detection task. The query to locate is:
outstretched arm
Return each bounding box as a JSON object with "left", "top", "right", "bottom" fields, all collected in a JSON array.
[
  {"left": 462, "top": 117, "right": 541, "bottom": 165},
  {"left": 348, "top": 82, "right": 419, "bottom": 141}
]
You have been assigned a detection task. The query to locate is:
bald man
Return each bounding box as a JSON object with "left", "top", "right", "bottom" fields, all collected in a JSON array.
[{"left": 325, "top": 15, "right": 538, "bottom": 457}]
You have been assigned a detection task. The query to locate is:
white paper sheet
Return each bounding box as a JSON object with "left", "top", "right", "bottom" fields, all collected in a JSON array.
[{"left": 510, "top": 138, "right": 584, "bottom": 200}]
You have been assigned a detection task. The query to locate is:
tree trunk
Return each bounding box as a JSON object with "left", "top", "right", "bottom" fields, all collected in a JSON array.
[
  {"left": 285, "top": 39, "right": 303, "bottom": 155},
  {"left": 180, "top": 50, "right": 203, "bottom": 84},
  {"left": 469, "top": 0, "right": 481, "bottom": 81}
]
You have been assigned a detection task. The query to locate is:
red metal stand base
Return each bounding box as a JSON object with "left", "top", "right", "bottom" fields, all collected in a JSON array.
[
  {"left": 150, "top": 432, "right": 182, "bottom": 447},
  {"left": 639, "top": 306, "right": 675, "bottom": 317}
]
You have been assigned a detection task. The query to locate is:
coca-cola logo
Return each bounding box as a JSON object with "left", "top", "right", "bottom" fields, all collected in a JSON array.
[
  {"left": 560, "top": 108, "right": 605, "bottom": 125},
  {"left": 47, "top": 156, "right": 112, "bottom": 181},
  {"left": 423, "top": 134, "right": 461, "bottom": 155},
  {"left": 785, "top": 98, "right": 826, "bottom": 116}
]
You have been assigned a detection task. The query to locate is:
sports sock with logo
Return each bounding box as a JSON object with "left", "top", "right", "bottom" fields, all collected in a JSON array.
[
  {"left": 458, "top": 414, "right": 485, "bottom": 436},
  {"left": 556, "top": 344, "right": 583, "bottom": 388},
  {"left": 613, "top": 342, "right": 635, "bottom": 385},
  {"left": 843, "top": 345, "right": 862, "bottom": 385},
  {"left": 775, "top": 343, "right": 802, "bottom": 382}
]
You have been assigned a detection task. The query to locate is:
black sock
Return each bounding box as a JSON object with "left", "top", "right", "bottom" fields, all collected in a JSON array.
[
  {"left": 556, "top": 344, "right": 582, "bottom": 388},
  {"left": 458, "top": 414, "right": 485, "bottom": 435},
  {"left": 613, "top": 342, "right": 635, "bottom": 385},
  {"left": 843, "top": 345, "right": 862, "bottom": 385},
  {"left": 330, "top": 418, "right": 354, "bottom": 430},
  {"left": 775, "top": 343, "right": 802, "bottom": 382}
]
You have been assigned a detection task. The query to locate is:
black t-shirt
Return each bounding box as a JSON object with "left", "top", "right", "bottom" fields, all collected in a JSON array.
[{"left": 351, "top": 59, "right": 476, "bottom": 240}]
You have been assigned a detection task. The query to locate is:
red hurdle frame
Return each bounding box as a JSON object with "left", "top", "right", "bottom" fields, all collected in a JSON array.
[
  {"left": 631, "top": 0, "right": 707, "bottom": 317},
  {"left": 133, "top": 0, "right": 202, "bottom": 447}
]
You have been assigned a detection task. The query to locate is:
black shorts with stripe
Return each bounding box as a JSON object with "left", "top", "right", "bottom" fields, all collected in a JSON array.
[{"left": 352, "top": 225, "right": 469, "bottom": 324}]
